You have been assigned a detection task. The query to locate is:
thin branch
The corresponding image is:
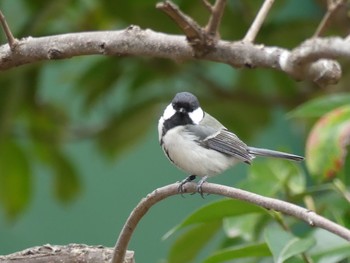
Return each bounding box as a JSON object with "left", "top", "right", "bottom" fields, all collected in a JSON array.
[
  {"left": 205, "top": 0, "right": 227, "bottom": 38},
  {"left": 0, "top": 9, "right": 18, "bottom": 50},
  {"left": 111, "top": 182, "right": 350, "bottom": 263},
  {"left": 243, "top": 0, "right": 275, "bottom": 43},
  {"left": 0, "top": 28, "right": 344, "bottom": 86},
  {"left": 0, "top": 244, "right": 135, "bottom": 263},
  {"left": 156, "top": 1, "right": 204, "bottom": 43},
  {"left": 202, "top": 0, "right": 213, "bottom": 12},
  {"left": 156, "top": 1, "right": 215, "bottom": 56},
  {"left": 313, "top": 0, "right": 346, "bottom": 38}
]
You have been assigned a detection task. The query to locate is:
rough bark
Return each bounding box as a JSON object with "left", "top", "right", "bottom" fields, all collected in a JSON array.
[
  {"left": 0, "top": 27, "right": 344, "bottom": 86},
  {"left": 0, "top": 244, "right": 134, "bottom": 263}
]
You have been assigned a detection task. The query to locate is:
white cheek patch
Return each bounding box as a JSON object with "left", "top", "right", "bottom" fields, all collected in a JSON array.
[
  {"left": 189, "top": 107, "right": 204, "bottom": 124},
  {"left": 162, "top": 104, "right": 176, "bottom": 120}
]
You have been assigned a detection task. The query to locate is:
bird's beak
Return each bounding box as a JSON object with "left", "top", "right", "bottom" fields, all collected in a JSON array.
[{"left": 179, "top": 108, "right": 185, "bottom": 113}]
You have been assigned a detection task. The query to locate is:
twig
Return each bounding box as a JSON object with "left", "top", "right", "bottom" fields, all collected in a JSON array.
[
  {"left": 205, "top": 0, "right": 227, "bottom": 38},
  {"left": 0, "top": 9, "right": 18, "bottom": 50},
  {"left": 243, "top": 0, "right": 275, "bottom": 43},
  {"left": 202, "top": 0, "right": 213, "bottom": 12},
  {"left": 156, "top": 1, "right": 215, "bottom": 56},
  {"left": 313, "top": 0, "right": 346, "bottom": 38},
  {"left": 111, "top": 182, "right": 350, "bottom": 263},
  {"left": 156, "top": 1, "right": 204, "bottom": 44}
]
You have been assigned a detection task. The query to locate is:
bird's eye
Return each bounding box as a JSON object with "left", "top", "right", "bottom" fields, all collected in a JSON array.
[{"left": 173, "top": 102, "right": 190, "bottom": 112}]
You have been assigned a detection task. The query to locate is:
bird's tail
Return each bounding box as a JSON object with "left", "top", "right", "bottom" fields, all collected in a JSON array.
[{"left": 247, "top": 147, "right": 304, "bottom": 161}]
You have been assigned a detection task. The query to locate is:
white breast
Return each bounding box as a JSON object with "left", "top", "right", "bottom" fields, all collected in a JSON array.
[{"left": 161, "top": 126, "right": 239, "bottom": 177}]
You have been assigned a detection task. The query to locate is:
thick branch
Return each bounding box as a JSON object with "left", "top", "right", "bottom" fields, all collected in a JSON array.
[
  {"left": 0, "top": 244, "right": 134, "bottom": 263},
  {"left": 111, "top": 182, "right": 350, "bottom": 263},
  {"left": 0, "top": 27, "right": 345, "bottom": 86},
  {"left": 243, "top": 0, "right": 275, "bottom": 43}
]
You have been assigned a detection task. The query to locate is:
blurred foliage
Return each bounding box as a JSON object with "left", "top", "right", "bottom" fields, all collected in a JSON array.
[
  {"left": 0, "top": 0, "right": 350, "bottom": 262},
  {"left": 306, "top": 104, "right": 350, "bottom": 181}
]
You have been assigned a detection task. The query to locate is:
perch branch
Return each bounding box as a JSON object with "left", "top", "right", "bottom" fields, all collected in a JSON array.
[
  {"left": 313, "top": 0, "right": 346, "bottom": 38},
  {"left": 205, "top": 0, "right": 227, "bottom": 38},
  {"left": 243, "top": 0, "right": 275, "bottom": 43},
  {"left": 0, "top": 27, "right": 345, "bottom": 86},
  {"left": 0, "top": 244, "right": 134, "bottom": 263},
  {"left": 111, "top": 182, "right": 350, "bottom": 263},
  {"left": 0, "top": 9, "right": 18, "bottom": 50}
]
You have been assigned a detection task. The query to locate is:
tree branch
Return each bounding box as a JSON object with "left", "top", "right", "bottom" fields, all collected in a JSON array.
[
  {"left": 202, "top": 0, "right": 214, "bottom": 12},
  {"left": 204, "top": 0, "right": 227, "bottom": 38},
  {"left": 313, "top": 0, "right": 346, "bottom": 38},
  {"left": 0, "top": 27, "right": 344, "bottom": 86},
  {"left": 156, "top": 1, "right": 215, "bottom": 56},
  {"left": 243, "top": 0, "right": 275, "bottom": 43},
  {"left": 111, "top": 182, "right": 350, "bottom": 263},
  {"left": 156, "top": 1, "right": 204, "bottom": 43},
  {"left": 0, "top": 244, "right": 134, "bottom": 263},
  {"left": 0, "top": 9, "right": 18, "bottom": 50}
]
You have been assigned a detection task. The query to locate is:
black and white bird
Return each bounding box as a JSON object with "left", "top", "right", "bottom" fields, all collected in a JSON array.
[{"left": 158, "top": 92, "right": 304, "bottom": 195}]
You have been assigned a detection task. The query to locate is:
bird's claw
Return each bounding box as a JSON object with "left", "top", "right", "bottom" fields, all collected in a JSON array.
[
  {"left": 177, "top": 175, "right": 196, "bottom": 197},
  {"left": 196, "top": 176, "right": 208, "bottom": 198},
  {"left": 177, "top": 175, "right": 208, "bottom": 198}
]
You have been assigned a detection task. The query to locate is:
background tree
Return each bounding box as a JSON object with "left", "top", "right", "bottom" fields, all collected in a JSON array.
[{"left": 0, "top": 0, "right": 350, "bottom": 262}]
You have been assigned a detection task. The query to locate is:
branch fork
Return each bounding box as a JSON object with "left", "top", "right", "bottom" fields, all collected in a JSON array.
[{"left": 156, "top": 0, "right": 226, "bottom": 57}]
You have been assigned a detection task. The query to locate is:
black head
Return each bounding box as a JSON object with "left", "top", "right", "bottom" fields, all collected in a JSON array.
[
  {"left": 171, "top": 92, "right": 200, "bottom": 113},
  {"left": 160, "top": 92, "right": 203, "bottom": 136}
]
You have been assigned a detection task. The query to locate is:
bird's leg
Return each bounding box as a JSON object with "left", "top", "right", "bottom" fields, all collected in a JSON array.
[
  {"left": 196, "top": 176, "right": 208, "bottom": 198},
  {"left": 178, "top": 175, "right": 196, "bottom": 194}
]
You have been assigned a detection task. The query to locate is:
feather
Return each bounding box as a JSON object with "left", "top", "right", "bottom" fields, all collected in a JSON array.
[
  {"left": 184, "top": 125, "right": 254, "bottom": 164},
  {"left": 247, "top": 147, "right": 304, "bottom": 161}
]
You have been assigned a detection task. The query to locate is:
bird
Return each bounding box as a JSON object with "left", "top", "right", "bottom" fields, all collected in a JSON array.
[{"left": 158, "top": 92, "right": 304, "bottom": 196}]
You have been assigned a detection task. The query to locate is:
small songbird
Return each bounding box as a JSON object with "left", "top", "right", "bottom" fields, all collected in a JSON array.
[{"left": 158, "top": 92, "right": 304, "bottom": 195}]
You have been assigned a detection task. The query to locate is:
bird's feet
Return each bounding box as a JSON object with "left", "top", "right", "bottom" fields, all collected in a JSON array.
[
  {"left": 196, "top": 176, "right": 208, "bottom": 198},
  {"left": 178, "top": 175, "right": 196, "bottom": 195},
  {"left": 177, "top": 175, "right": 208, "bottom": 198}
]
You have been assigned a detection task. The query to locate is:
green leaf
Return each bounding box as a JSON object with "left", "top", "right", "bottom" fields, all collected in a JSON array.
[
  {"left": 168, "top": 221, "right": 221, "bottom": 263},
  {"left": 203, "top": 242, "right": 271, "bottom": 263},
  {"left": 305, "top": 105, "right": 350, "bottom": 181},
  {"left": 309, "top": 229, "right": 350, "bottom": 263},
  {"left": 0, "top": 140, "right": 31, "bottom": 219},
  {"left": 288, "top": 93, "right": 350, "bottom": 118},
  {"left": 223, "top": 214, "right": 266, "bottom": 240},
  {"left": 264, "top": 226, "right": 316, "bottom": 263},
  {"left": 241, "top": 158, "right": 305, "bottom": 196},
  {"left": 52, "top": 150, "right": 81, "bottom": 203},
  {"left": 164, "top": 199, "right": 266, "bottom": 239}
]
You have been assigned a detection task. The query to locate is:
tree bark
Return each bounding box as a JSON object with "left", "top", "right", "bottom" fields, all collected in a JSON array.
[
  {"left": 0, "top": 244, "right": 134, "bottom": 263},
  {"left": 0, "top": 26, "right": 344, "bottom": 86}
]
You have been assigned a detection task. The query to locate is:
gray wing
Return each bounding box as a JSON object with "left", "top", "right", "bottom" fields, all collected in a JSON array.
[{"left": 185, "top": 123, "right": 253, "bottom": 164}]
